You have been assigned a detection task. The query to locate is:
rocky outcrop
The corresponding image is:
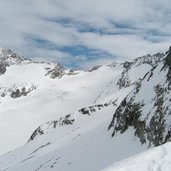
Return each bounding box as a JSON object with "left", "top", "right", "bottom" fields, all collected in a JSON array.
[
  {"left": 46, "top": 63, "right": 65, "bottom": 79},
  {"left": 88, "top": 65, "right": 102, "bottom": 72},
  {"left": 117, "top": 53, "right": 164, "bottom": 89},
  {"left": 0, "top": 62, "right": 6, "bottom": 75},
  {"left": 45, "top": 64, "right": 78, "bottom": 79},
  {"left": 0, "top": 48, "right": 32, "bottom": 66},
  {"left": 79, "top": 100, "right": 117, "bottom": 115},
  {"left": 109, "top": 48, "right": 171, "bottom": 147},
  {"left": 28, "top": 100, "right": 117, "bottom": 142},
  {"left": 28, "top": 114, "right": 75, "bottom": 142},
  {"left": 0, "top": 48, "right": 32, "bottom": 76},
  {"left": 0, "top": 84, "right": 37, "bottom": 99},
  {"left": 161, "top": 46, "right": 171, "bottom": 83},
  {"left": 10, "top": 86, "right": 36, "bottom": 98}
]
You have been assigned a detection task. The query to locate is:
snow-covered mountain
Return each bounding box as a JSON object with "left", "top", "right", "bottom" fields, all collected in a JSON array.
[
  {"left": 108, "top": 47, "right": 171, "bottom": 147},
  {"left": 0, "top": 47, "right": 170, "bottom": 171}
]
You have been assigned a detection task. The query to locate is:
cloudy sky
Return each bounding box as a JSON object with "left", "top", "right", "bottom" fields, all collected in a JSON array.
[{"left": 0, "top": 0, "right": 171, "bottom": 68}]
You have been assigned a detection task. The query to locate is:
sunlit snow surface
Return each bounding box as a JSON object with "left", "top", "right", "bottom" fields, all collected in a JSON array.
[
  {"left": 0, "top": 63, "right": 125, "bottom": 155},
  {"left": 103, "top": 142, "right": 171, "bottom": 171},
  {"left": 0, "top": 52, "right": 164, "bottom": 171}
]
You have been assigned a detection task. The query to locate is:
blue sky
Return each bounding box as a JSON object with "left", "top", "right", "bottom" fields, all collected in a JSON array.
[{"left": 0, "top": 0, "right": 171, "bottom": 69}]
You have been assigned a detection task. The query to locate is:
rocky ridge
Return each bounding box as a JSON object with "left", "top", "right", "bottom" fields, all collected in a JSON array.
[{"left": 108, "top": 48, "right": 171, "bottom": 147}]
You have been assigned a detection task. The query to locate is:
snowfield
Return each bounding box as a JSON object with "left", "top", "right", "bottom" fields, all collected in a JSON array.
[
  {"left": 103, "top": 142, "right": 171, "bottom": 171},
  {"left": 0, "top": 63, "right": 125, "bottom": 155},
  {"left": 1, "top": 48, "right": 171, "bottom": 171}
]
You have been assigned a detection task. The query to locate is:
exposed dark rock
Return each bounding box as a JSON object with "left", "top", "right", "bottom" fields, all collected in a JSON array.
[
  {"left": 108, "top": 81, "right": 170, "bottom": 146},
  {"left": 46, "top": 64, "right": 65, "bottom": 79},
  {"left": 161, "top": 46, "right": 171, "bottom": 85},
  {"left": 79, "top": 108, "right": 90, "bottom": 115},
  {"left": 67, "top": 68, "right": 78, "bottom": 75},
  {"left": 79, "top": 100, "right": 117, "bottom": 115},
  {"left": 62, "top": 118, "right": 74, "bottom": 125},
  {"left": 117, "top": 53, "right": 164, "bottom": 89},
  {"left": 0, "top": 48, "right": 31, "bottom": 66},
  {"left": 108, "top": 48, "right": 171, "bottom": 147},
  {"left": 29, "top": 127, "right": 44, "bottom": 141},
  {"left": 11, "top": 89, "right": 21, "bottom": 98},
  {"left": 88, "top": 65, "right": 102, "bottom": 72},
  {"left": 10, "top": 86, "right": 36, "bottom": 99},
  {"left": 123, "top": 61, "right": 132, "bottom": 69},
  {"left": 28, "top": 114, "right": 75, "bottom": 142},
  {"left": 0, "top": 62, "right": 6, "bottom": 75},
  {"left": 108, "top": 99, "right": 144, "bottom": 137}
]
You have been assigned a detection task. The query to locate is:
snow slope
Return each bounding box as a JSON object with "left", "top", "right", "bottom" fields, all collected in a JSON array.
[
  {"left": 103, "top": 142, "right": 171, "bottom": 171},
  {"left": 0, "top": 90, "right": 147, "bottom": 171},
  {"left": 0, "top": 48, "right": 168, "bottom": 171},
  {"left": 0, "top": 62, "right": 125, "bottom": 155}
]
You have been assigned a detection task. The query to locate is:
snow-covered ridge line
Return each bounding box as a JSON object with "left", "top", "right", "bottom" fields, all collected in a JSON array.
[
  {"left": 117, "top": 52, "right": 164, "bottom": 89},
  {"left": 108, "top": 47, "right": 171, "bottom": 147},
  {"left": 0, "top": 48, "right": 79, "bottom": 79},
  {"left": 28, "top": 99, "right": 117, "bottom": 142},
  {"left": 0, "top": 48, "right": 32, "bottom": 66}
]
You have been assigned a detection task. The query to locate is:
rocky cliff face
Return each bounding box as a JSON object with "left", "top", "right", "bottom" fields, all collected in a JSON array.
[
  {"left": 109, "top": 48, "right": 171, "bottom": 147},
  {"left": 0, "top": 62, "right": 6, "bottom": 75},
  {"left": 0, "top": 49, "right": 31, "bottom": 75},
  {"left": 0, "top": 48, "right": 32, "bottom": 66},
  {"left": 117, "top": 53, "right": 164, "bottom": 89}
]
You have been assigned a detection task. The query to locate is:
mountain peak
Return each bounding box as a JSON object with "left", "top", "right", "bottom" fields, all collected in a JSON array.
[{"left": 0, "top": 48, "right": 32, "bottom": 66}]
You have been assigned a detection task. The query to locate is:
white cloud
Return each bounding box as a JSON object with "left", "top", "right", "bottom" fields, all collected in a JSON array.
[{"left": 0, "top": 0, "right": 171, "bottom": 68}]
